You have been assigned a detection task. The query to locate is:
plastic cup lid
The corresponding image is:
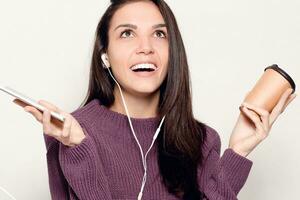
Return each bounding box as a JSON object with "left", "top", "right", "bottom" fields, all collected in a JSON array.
[{"left": 264, "top": 64, "right": 296, "bottom": 94}]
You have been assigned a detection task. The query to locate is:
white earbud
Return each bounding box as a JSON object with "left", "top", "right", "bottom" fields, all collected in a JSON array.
[{"left": 101, "top": 53, "right": 110, "bottom": 68}]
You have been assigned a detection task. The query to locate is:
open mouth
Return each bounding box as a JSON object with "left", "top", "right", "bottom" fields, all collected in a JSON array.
[
  {"left": 129, "top": 63, "right": 158, "bottom": 77},
  {"left": 131, "top": 68, "right": 155, "bottom": 72},
  {"left": 130, "top": 63, "right": 158, "bottom": 73}
]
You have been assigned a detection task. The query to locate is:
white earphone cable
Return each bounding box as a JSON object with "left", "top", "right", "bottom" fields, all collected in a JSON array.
[
  {"left": 106, "top": 67, "right": 146, "bottom": 163},
  {"left": 0, "top": 186, "right": 17, "bottom": 200},
  {"left": 106, "top": 65, "right": 165, "bottom": 200}
]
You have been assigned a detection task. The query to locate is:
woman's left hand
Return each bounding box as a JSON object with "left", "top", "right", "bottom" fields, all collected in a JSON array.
[{"left": 229, "top": 88, "right": 297, "bottom": 157}]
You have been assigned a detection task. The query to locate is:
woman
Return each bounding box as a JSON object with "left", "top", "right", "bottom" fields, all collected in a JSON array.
[{"left": 13, "top": 0, "right": 296, "bottom": 199}]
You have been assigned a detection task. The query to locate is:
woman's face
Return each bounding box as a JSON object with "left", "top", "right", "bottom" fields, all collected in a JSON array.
[{"left": 107, "top": 1, "right": 169, "bottom": 97}]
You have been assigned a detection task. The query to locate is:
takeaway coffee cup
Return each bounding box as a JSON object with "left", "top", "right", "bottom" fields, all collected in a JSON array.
[
  {"left": 243, "top": 64, "right": 296, "bottom": 112},
  {"left": 230, "top": 65, "right": 296, "bottom": 154}
]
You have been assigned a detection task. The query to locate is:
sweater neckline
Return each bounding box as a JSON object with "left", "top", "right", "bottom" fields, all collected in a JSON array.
[{"left": 91, "top": 99, "right": 161, "bottom": 131}]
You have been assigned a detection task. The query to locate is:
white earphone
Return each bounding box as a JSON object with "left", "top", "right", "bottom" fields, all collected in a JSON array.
[
  {"left": 101, "top": 53, "right": 110, "bottom": 68},
  {"left": 100, "top": 52, "right": 166, "bottom": 200}
]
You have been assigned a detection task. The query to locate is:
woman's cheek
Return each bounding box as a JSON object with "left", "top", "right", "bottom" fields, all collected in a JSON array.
[{"left": 158, "top": 44, "right": 169, "bottom": 65}]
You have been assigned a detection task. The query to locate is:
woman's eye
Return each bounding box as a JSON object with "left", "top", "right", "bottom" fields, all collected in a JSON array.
[
  {"left": 120, "top": 30, "right": 133, "bottom": 38},
  {"left": 120, "top": 29, "right": 167, "bottom": 39},
  {"left": 155, "top": 30, "right": 167, "bottom": 38}
]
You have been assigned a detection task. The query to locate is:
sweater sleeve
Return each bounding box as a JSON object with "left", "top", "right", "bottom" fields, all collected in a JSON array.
[
  {"left": 198, "top": 128, "right": 253, "bottom": 200},
  {"left": 44, "top": 122, "right": 113, "bottom": 200},
  {"left": 43, "top": 134, "right": 70, "bottom": 200}
]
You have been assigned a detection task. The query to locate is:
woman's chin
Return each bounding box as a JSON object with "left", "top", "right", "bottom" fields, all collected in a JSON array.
[{"left": 129, "top": 85, "right": 160, "bottom": 97}]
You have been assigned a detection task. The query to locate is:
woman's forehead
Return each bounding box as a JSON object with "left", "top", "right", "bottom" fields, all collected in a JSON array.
[{"left": 110, "top": 1, "right": 165, "bottom": 29}]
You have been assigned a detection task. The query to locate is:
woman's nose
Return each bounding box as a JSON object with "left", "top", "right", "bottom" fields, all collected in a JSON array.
[{"left": 136, "top": 37, "right": 154, "bottom": 55}]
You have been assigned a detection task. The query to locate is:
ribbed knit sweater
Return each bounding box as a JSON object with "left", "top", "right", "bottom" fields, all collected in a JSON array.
[{"left": 43, "top": 98, "right": 253, "bottom": 200}]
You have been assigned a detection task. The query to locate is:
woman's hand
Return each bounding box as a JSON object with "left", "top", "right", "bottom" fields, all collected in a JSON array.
[
  {"left": 229, "top": 88, "right": 297, "bottom": 157},
  {"left": 13, "top": 99, "right": 86, "bottom": 147}
]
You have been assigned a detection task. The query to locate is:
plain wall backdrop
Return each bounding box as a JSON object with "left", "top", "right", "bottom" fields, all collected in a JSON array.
[{"left": 0, "top": 0, "right": 299, "bottom": 199}]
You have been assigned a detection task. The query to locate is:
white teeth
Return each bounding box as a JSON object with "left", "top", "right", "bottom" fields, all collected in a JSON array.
[{"left": 131, "top": 63, "right": 157, "bottom": 70}]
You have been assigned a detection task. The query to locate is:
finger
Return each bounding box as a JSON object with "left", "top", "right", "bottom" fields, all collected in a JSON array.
[
  {"left": 270, "top": 88, "right": 294, "bottom": 125},
  {"left": 61, "top": 113, "right": 72, "bottom": 138},
  {"left": 38, "top": 100, "right": 61, "bottom": 113},
  {"left": 241, "top": 102, "right": 270, "bottom": 130},
  {"left": 43, "top": 110, "right": 53, "bottom": 136},
  {"left": 241, "top": 102, "right": 270, "bottom": 117},
  {"left": 269, "top": 93, "right": 297, "bottom": 126},
  {"left": 24, "top": 106, "right": 43, "bottom": 122},
  {"left": 60, "top": 116, "right": 72, "bottom": 146},
  {"left": 281, "top": 93, "right": 297, "bottom": 112},
  {"left": 271, "top": 88, "right": 293, "bottom": 115},
  {"left": 240, "top": 106, "right": 268, "bottom": 140},
  {"left": 13, "top": 99, "right": 30, "bottom": 108},
  {"left": 240, "top": 106, "right": 264, "bottom": 128}
]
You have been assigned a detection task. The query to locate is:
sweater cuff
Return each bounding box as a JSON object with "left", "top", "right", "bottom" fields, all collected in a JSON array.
[
  {"left": 220, "top": 148, "right": 253, "bottom": 194},
  {"left": 59, "top": 133, "right": 96, "bottom": 164}
]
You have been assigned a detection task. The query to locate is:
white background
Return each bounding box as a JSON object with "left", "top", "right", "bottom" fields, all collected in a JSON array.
[{"left": 0, "top": 0, "right": 299, "bottom": 199}]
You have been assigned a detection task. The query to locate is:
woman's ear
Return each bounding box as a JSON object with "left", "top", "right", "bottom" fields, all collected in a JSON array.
[{"left": 101, "top": 53, "right": 111, "bottom": 68}]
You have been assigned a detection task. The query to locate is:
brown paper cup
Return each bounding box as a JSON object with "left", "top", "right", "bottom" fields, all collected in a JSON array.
[
  {"left": 229, "top": 65, "right": 296, "bottom": 153},
  {"left": 243, "top": 64, "right": 296, "bottom": 112}
]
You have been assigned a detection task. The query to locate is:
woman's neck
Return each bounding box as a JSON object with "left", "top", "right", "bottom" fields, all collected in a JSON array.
[{"left": 108, "top": 87, "right": 160, "bottom": 118}]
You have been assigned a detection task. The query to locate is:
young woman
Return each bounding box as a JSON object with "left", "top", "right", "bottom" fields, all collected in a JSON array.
[{"left": 13, "top": 0, "right": 296, "bottom": 199}]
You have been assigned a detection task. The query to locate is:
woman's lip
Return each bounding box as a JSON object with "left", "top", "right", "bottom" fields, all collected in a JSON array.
[{"left": 129, "top": 63, "right": 158, "bottom": 70}]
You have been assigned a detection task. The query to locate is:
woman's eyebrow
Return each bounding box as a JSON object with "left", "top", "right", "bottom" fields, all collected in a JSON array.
[
  {"left": 113, "top": 23, "right": 166, "bottom": 31},
  {"left": 153, "top": 23, "right": 167, "bottom": 29}
]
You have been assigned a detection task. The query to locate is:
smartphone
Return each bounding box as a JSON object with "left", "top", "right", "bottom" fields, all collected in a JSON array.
[{"left": 0, "top": 85, "right": 65, "bottom": 123}]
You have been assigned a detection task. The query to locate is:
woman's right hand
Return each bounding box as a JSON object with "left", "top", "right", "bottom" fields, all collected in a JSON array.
[{"left": 13, "top": 99, "right": 86, "bottom": 147}]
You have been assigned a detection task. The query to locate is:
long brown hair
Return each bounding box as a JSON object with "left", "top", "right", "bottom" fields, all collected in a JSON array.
[{"left": 78, "top": 0, "right": 208, "bottom": 199}]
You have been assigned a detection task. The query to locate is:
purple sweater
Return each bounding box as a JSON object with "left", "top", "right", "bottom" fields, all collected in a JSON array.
[{"left": 43, "top": 99, "right": 253, "bottom": 200}]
